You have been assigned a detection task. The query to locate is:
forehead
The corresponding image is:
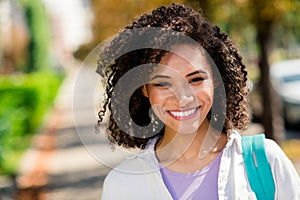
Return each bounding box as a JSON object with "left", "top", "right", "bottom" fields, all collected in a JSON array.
[{"left": 151, "top": 44, "right": 214, "bottom": 76}]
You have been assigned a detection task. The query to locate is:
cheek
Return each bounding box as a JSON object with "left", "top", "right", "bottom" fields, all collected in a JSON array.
[
  {"left": 147, "top": 89, "right": 171, "bottom": 122},
  {"left": 151, "top": 104, "right": 166, "bottom": 122},
  {"left": 148, "top": 90, "right": 161, "bottom": 105},
  {"left": 194, "top": 84, "right": 214, "bottom": 103},
  {"left": 147, "top": 87, "right": 172, "bottom": 104}
]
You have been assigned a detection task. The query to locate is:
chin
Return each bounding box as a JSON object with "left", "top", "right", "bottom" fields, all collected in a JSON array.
[{"left": 169, "top": 121, "right": 202, "bottom": 135}]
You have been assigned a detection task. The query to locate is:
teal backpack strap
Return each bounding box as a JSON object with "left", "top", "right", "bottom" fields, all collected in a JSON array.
[{"left": 242, "top": 134, "right": 275, "bottom": 200}]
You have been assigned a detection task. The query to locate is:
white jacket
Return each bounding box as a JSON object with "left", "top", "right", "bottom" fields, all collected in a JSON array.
[{"left": 101, "top": 131, "right": 300, "bottom": 200}]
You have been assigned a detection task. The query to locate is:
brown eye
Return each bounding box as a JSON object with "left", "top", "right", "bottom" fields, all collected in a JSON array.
[
  {"left": 189, "top": 77, "right": 204, "bottom": 83},
  {"left": 152, "top": 82, "right": 171, "bottom": 87}
]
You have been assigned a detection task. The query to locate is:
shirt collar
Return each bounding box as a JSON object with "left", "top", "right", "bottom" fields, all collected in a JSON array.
[
  {"left": 136, "top": 130, "right": 243, "bottom": 162},
  {"left": 226, "top": 130, "right": 243, "bottom": 154}
]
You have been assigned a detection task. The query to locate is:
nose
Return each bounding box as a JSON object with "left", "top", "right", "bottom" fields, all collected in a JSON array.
[
  {"left": 179, "top": 95, "right": 194, "bottom": 107},
  {"left": 173, "top": 83, "right": 195, "bottom": 107}
]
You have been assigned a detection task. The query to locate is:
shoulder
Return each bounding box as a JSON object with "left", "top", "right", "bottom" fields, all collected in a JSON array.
[
  {"left": 103, "top": 140, "right": 160, "bottom": 185},
  {"left": 264, "top": 138, "right": 290, "bottom": 164},
  {"left": 264, "top": 138, "right": 298, "bottom": 174},
  {"left": 102, "top": 154, "right": 155, "bottom": 196},
  {"left": 105, "top": 155, "right": 155, "bottom": 178},
  {"left": 264, "top": 138, "right": 300, "bottom": 198},
  {"left": 101, "top": 147, "right": 166, "bottom": 199}
]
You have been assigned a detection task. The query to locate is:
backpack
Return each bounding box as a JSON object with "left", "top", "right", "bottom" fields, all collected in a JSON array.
[{"left": 242, "top": 134, "right": 275, "bottom": 200}]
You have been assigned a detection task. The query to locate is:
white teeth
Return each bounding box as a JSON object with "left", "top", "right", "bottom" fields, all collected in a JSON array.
[{"left": 169, "top": 108, "right": 197, "bottom": 117}]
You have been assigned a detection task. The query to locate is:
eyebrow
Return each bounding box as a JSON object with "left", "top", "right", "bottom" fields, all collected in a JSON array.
[
  {"left": 150, "top": 70, "right": 207, "bottom": 81},
  {"left": 186, "top": 70, "right": 207, "bottom": 77},
  {"left": 150, "top": 75, "right": 171, "bottom": 81}
]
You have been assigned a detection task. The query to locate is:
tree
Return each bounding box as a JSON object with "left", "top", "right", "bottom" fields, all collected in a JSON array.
[
  {"left": 21, "top": 0, "right": 50, "bottom": 72},
  {"left": 246, "top": 0, "right": 285, "bottom": 141}
]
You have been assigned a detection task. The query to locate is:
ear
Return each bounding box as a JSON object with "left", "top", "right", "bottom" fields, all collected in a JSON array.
[{"left": 141, "top": 85, "right": 149, "bottom": 97}]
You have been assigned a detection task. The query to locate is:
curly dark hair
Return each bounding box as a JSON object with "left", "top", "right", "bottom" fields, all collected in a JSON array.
[{"left": 97, "top": 3, "right": 250, "bottom": 149}]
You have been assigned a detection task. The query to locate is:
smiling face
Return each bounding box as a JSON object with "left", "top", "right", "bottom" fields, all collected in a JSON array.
[{"left": 143, "top": 44, "right": 215, "bottom": 135}]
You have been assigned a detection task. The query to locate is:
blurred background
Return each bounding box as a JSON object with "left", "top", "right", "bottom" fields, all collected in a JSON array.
[{"left": 0, "top": 0, "right": 300, "bottom": 199}]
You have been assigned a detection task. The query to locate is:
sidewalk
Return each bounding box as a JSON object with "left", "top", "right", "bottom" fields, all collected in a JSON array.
[
  {"left": 16, "top": 65, "right": 113, "bottom": 200},
  {"left": 8, "top": 65, "right": 300, "bottom": 199}
]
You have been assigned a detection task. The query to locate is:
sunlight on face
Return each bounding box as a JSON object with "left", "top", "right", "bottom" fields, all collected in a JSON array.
[{"left": 144, "top": 44, "right": 215, "bottom": 135}]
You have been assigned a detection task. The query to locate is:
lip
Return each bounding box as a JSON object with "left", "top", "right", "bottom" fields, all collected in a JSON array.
[{"left": 167, "top": 106, "right": 200, "bottom": 120}]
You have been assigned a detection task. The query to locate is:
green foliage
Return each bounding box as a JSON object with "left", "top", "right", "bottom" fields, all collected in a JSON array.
[
  {"left": 21, "top": 0, "right": 51, "bottom": 72},
  {"left": 0, "top": 70, "right": 64, "bottom": 174},
  {"left": 0, "top": 87, "right": 37, "bottom": 174}
]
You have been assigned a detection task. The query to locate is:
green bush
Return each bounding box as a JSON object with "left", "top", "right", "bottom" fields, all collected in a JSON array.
[{"left": 0, "top": 70, "right": 64, "bottom": 174}]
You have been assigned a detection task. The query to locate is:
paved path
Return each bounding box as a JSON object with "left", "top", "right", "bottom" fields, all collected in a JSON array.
[
  {"left": 42, "top": 66, "right": 115, "bottom": 200},
  {"left": 16, "top": 65, "right": 115, "bottom": 200},
  {"left": 2, "top": 64, "right": 299, "bottom": 200}
]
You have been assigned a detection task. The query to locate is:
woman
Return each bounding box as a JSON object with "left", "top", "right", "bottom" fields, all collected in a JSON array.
[{"left": 97, "top": 3, "right": 300, "bottom": 199}]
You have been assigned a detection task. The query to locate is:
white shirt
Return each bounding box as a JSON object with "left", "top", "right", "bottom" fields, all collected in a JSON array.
[{"left": 101, "top": 131, "right": 300, "bottom": 200}]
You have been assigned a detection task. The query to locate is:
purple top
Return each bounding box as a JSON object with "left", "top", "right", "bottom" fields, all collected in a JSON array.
[{"left": 160, "top": 152, "right": 223, "bottom": 200}]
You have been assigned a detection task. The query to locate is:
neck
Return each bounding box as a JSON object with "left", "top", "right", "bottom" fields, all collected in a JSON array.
[{"left": 155, "top": 119, "right": 227, "bottom": 164}]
